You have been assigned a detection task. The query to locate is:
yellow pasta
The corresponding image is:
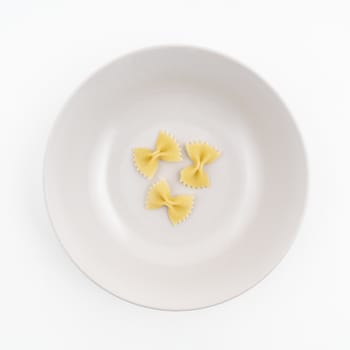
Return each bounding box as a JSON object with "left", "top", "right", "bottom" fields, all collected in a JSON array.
[
  {"left": 133, "top": 131, "right": 182, "bottom": 179},
  {"left": 146, "top": 179, "right": 194, "bottom": 225},
  {"left": 180, "top": 142, "right": 220, "bottom": 188}
]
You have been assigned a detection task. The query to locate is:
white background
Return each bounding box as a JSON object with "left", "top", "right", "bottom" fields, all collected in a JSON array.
[{"left": 0, "top": 0, "right": 347, "bottom": 348}]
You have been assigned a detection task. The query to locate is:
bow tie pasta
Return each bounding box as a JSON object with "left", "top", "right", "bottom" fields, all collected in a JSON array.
[
  {"left": 180, "top": 142, "right": 220, "bottom": 188},
  {"left": 133, "top": 131, "right": 182, "bottom": 179},
  {"left": 146, "top": 179, "right": 194, "bottom": 225}
]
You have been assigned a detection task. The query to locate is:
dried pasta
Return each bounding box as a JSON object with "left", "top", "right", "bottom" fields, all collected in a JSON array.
[
  {"left": 146, "top": 179, "right": 194, "bottom": 225},
  {"left": 133, "top": 131, "right": 182, "bottom": 179},
  {"left": 180, "top": 142, "right": 220, "bottom": 188}
]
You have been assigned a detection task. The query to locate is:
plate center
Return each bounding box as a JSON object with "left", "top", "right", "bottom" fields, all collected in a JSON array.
[{"left": 90, "top": 83, "right": 261, "bottom": 266}]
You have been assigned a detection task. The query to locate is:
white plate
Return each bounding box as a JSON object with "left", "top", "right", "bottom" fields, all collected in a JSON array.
[{"left": 44, "top": 46, "right": 307, "bottom": 310}]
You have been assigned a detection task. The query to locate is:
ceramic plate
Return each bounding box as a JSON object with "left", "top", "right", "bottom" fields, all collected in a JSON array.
[{"left": 44, "top": 46, "right": 307, "bottom": 310}]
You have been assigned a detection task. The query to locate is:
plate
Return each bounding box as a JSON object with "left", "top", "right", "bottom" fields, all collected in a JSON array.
[{"left": 44, "top": 46, "right": 307, "bottom": 310}]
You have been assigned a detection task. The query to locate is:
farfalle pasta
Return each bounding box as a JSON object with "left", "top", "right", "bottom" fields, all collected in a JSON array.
[
  {"left": 146, "top": 179, "right": 194, "bottom": 225},
  {"left": 180, "top": 142, "right": 220, "bottom": 188},
  {"left": 133, "top": 131, "right": 181, "bottom": 179}
]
